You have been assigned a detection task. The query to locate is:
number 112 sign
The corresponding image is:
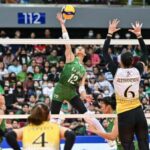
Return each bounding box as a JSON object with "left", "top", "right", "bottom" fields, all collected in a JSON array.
[{"left": 18, "top": 12, "right": 46, "bottom": 24}]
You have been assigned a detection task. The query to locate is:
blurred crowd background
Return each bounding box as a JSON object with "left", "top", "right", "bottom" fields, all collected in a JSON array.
[{"left": 0, "top": 28, "right": 150, "bottom": 135}]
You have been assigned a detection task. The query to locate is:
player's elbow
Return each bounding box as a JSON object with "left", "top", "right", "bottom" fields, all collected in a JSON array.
[
  {"left": 108, "top": 133, "right": 118, "bottom": 141},
  {"left": 109, "top": 136, "right": 116, "bottom": 141}
]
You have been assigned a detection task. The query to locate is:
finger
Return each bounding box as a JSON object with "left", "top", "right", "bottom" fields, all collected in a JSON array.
[
  {"left": 116, "top": 19, "right": 120, "bottom": 25},
  {"left": 140, "top": 23, "right": 143, "bottom": 28},
  {"left": 116, "top": 28, "right": 121, "bottom": 32},
  {"left": 135, "top": 21, "right": 138, "bottom": 27},
  {"left": 131, "top": 23, "right": 135, "bottom": 29},
  {"left": 128, "top": 29, "right": 134, "bottom": 33},
  {"left": 109, "top": 20, "right": 112, "bottom": 25}
]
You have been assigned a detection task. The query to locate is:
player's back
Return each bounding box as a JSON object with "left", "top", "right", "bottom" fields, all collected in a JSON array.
[
  {"left": 59, "top": 57, "right": 86, "bottom": 88},
  {"left": 113, "top": 67, "right": 141, "bottom": 114},
  {"left": 22, "top": 122, "right": 60, "bottom": 150}
]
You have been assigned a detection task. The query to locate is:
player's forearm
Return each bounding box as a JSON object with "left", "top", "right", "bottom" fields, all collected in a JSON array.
[
  {"left": 96, "top": 130, "right": 117, "bottom": 141},
  {"left": 103, "top": 35, "right": 112, "bottom": 63},
  {"left": 60, "top": 22, "right": 68, "bottom": 33},
  {"left": 103, "top": 35, "right": 117, "bottom": 76},
  {"left": 80, "top": 91, "right": 87, "bottom": 100},
  {"left": 137, "top": 36, "right": 148, "bottom": 65}
]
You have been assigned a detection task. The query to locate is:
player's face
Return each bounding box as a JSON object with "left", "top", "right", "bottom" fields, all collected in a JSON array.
[
  {"left": 75, "top": 47, "right": 86, "bottom": 57},
  {"left": 100, "top": 101, "right": 109, "bottom": 114}
]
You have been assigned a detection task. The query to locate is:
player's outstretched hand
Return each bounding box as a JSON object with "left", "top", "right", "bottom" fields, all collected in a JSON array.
[
  {"left": 56, "top": 12, "right": 65, "bottom": 24},
  {"left": 129, "top": 21, "right": 142, "bottom": 37},
  {"left": 85, "top": 95, "right": 94, "bottom": 103},
  {"left": 108, "top": 19, "right": 120, "bottom": 35}
]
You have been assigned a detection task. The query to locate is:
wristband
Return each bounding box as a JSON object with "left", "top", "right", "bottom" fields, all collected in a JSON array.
[
  {"left": 107, "top": 33, "right": 113, "bottom": 37},
  {"left": 137, "top": 35, "right": 142, "bottom": 39},
  {"left": 79, "top": 85, "right": 86, "bottom": 94},
  {"left": 62, "top": 32, "right": 70, "bottom": 39}
]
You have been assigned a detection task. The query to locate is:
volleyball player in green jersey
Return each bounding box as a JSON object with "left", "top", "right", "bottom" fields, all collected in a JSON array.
[
  {"left": 88, "top": 96, "right": 139, "bottom": 150},
  {"left": 51, "top": 13, "right": 108, "bottom": 138},
  {"left": 0, "top": 95, "right": 6, "bottom": 148}
]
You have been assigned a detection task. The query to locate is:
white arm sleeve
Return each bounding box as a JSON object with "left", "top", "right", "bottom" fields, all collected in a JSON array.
[
  {"left": 62, "top": 32, "right": 70, "bottom": 40},
  {"left": 79, "top": 85, "right": 86, "bottom": 94}
]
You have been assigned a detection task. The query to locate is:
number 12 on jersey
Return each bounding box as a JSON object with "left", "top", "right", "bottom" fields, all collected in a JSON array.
[{"left": 68, "top": 74, "right": 79, "bottom": 85}]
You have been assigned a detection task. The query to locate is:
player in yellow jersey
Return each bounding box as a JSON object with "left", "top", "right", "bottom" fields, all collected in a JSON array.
[
  {"left": 102, "top": 19, "right": 149, "bottom": 150},
  {"left": 5, "top": 103, "right": 75, "bottom": 150}
]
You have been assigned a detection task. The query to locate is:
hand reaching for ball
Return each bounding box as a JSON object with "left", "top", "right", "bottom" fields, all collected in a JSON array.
[{"left": 56, "top": 12, "right": 65, "bottom": 24}]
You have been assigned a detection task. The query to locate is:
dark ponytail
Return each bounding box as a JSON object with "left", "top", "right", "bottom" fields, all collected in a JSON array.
[{"left": 28, "top": 103, "right": 49, "bottom": 125}]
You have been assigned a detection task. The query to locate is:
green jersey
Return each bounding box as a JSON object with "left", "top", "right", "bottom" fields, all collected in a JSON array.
[
  {"left": 59, "top": 57, "right": 86, "bottom": 88},
  {"left": 106, "top": 117, "right": 139, "bottom": 150},
  {"left": 0, "top": 119, "right": 5, "bottom": 143},
  {"left": 52, "top": 57, "right": 86, "bottom": 102}
]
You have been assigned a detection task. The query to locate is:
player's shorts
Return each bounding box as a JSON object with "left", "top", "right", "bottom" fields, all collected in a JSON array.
[{"left": 52, "top": 82, "right": 78, "bottom": 102}]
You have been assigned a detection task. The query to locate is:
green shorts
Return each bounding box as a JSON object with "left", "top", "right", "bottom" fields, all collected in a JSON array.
[{"left": 52, "top": 82, "right": 78, "bottom": 102}]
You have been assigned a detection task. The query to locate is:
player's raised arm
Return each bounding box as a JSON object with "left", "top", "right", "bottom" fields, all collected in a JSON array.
[
  {"left": 129, "top": 21, "right": 148, "bottom": 74},
  {"left": 103, "top": 19, "right": 120, "bottom": 76},
  {"left": 56, "top": 13, "right": 75, "bottom": 63},
  {"left": 79, "top": 74, "right": 93, "bottom": 103}
]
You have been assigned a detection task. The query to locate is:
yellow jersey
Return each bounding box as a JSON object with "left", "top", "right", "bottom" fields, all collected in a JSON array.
[
  {"left": 22, "top": 122, "right": 60, "bottom": 150},
  {"left": 113, "top": 67, "right": 141, "bottom": 114}
]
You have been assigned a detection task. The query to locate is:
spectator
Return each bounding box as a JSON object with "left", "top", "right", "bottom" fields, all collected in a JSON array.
[
  {"left": 18, "top": 48, "right": 30, "bottom": 65},
  {"left": 48, "top": 66, "right": 59, "bottom": 82},
  {"left": 88, "top": 47, "right": 101, "bottom": 66},
  {"left": 16, "top": 103, "right": 30, "bottom": 114},
  {"left": 8, "top": 58, "right": 22, "bottom": 75},
  {"left": 47, "top": 49, "right": 59, "bottom": 65},
  {"left": 42, "top": 81, "right": 54, "bottom": 99},
  {"left": 28, "top": 95, "right": 37, "bottom": 109},
  {"left": 4, "top": 85, "right": 16, "bottom": 110},
  {"left": 43, "top": 61, "right": 51, "bottom": 74},
  {"left": 94, "top": 73, "right": 114, "bottom": 97},
  {"left": 11, "top": 120, "right": 20, "bottom": 129},
  {"left": 23, "top": 72, "right": 34, "bottom": 94},
  {"left": 0, "top": 62, "right": 8, "bottom": 81},
  {"left": 57, "top": 60, "right": 65, "bottom": 73},
  {"left": 17, "top": 64, "right": 28, "bottom": 82},
  {"left": 44, "top": 29, "right": 51, "bottom": 39},
  {"left": 33, "top": 65, "right": 43, "bottom": 81},
  {"left": 27, "top": 59, "right": 36, "bottom": 73},
  {"left": 3, "top": 49, "right": 14, "bottom": 67}
]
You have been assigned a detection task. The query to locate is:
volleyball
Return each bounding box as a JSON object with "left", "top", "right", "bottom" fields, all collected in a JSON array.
[{"left": 62, "top": 5, "right": 75, "bottom": 20}]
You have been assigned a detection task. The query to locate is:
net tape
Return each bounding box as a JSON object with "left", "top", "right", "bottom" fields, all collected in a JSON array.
[
  {"left": 0, "top": 38, "right": 150, "bottom": 45},
  {"left": 0, "top": 114, "right": 150, "bottom": 119}
]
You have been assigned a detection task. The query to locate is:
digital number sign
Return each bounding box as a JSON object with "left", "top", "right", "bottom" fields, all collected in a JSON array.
[{"left": 18, "top": 12, "right": 46, "bottom": 24}]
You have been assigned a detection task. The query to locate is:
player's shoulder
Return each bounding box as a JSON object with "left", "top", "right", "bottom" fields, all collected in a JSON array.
[{"left": 117, "top": 67, "right": 139, "bottom": 74}]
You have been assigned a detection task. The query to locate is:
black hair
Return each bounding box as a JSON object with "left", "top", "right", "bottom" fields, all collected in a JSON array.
[
  {"left": 121, "top": 52, "right": 133, "bottom": 68},
  {"left": 100, "top": 94, "right": 116, "bottom": 110},
  {"left": 134, "top": 62, "right": 144, "bottom": 75}
]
